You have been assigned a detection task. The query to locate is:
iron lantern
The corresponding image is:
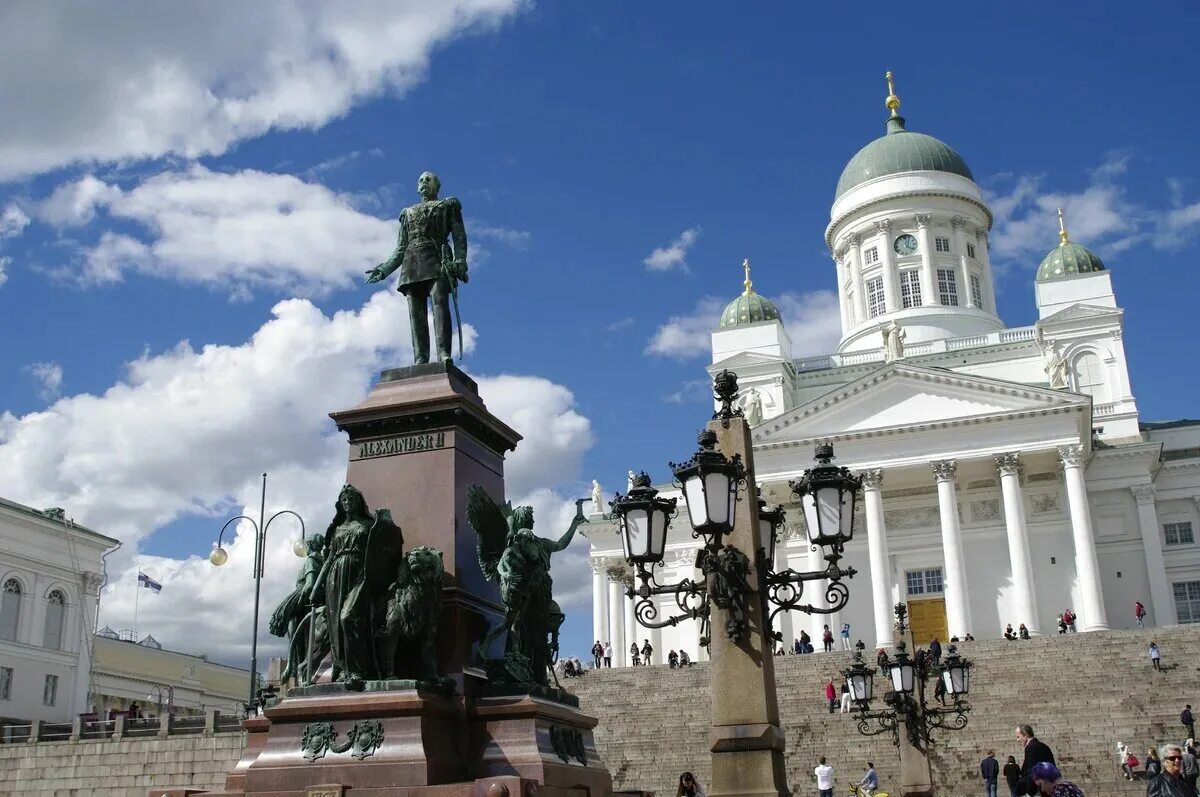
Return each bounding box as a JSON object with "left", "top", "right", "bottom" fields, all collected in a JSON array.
[
  {"left": 757, "top": 497, "right": 786, "bottom": 563},
  {"left": 887, "top": 643, "right": 916, "bottom": 695},
  {"left": 790, "top": 443, "right": 861, "bottom": 550},
  {"left": 844, "top": 653, "right": 876, "bottom": 704},
  {"left": 671, "top": 429, "right": 743, "bottom": 542},
  {"left": 610, "top": 472, "right": 678, "bottom": 564},
  {"left": 941, "top": 646, "right": 972, "bottom": 696}
]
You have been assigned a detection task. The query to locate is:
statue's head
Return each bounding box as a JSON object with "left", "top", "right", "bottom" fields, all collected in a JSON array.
[
  {"left": 417, "top": 171, "right": 441, "bottom": 201},
  {"left": 306, "top": 534, "right": 326, "bottom": 554},
  {"left": 337, "top": 484, "right": 368, "bottom": 517},
  {"left": 510, "top": 505, "right": 534, "bottom": 532}
]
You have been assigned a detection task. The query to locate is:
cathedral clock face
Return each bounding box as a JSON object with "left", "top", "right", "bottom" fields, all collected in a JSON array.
[{"left": 894, "top": 234, "right": 918, "bottom": 256}]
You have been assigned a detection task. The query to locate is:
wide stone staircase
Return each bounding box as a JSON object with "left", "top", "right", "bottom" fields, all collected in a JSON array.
[{"left": 566, "top": 626, "right": 1200, "bottom": 797}]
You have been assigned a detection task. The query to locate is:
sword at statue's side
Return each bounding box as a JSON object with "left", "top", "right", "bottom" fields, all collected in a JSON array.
[{"left": 441, "top": 244, "right": 467, "bottom": 360}]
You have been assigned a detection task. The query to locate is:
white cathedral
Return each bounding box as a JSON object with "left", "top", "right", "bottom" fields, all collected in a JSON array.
[{"left": 583, "top": 76, "right": 1200, "bottom": 666}]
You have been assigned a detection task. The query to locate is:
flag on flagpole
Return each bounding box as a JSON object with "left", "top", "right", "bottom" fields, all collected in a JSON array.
[{"left": 137, "top": 571, "right": 162, "bottom": 593}]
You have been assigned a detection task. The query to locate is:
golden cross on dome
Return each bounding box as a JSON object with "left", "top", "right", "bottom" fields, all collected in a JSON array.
[
  {"left": 742, "top": 258, "right": 753, "bottom": 294},
  {"left": 1058, "top": 207, "right": 1070, "bottom": 246},
  {"left": 885, "top": 70, "right": 901, "bottom": 117}
]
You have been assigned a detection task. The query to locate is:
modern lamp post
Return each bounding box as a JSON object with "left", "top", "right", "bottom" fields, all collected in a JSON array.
[
  {"left": 608, "top": 370, "right": 860, "bottom": 797},
  {"left": 843, "top": 602, "right": 974, "bottom": 755},
  {"left": 208, "top": 473, "right": 306, "bottom": 708}
]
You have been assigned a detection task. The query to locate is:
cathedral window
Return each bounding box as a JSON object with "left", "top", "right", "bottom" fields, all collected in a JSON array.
[
  {"left": 967, "top": 242, "right": 977, "bottom": 259},
  {"left": 937, "top": 268, "right": 959, "bottom": 306},
  {"left": 0, "top": 579, "right": 21, "bottom": 642},
  {"left": 1173, "top": 581, "right": 1200, "bottom": 624},
  {"left": 906, "top": 568, "right": 944, "bottom": 596},
  {"left": 43, "top": 590, "right": 65, "bottom": 650},
  {"left": 970, "top": 275, "right": 983, "bottom": 308},
  {"left": 43, "top": 674, "right": 57, "bottom": 707},
  {"left": 900, "top": 270, "right": 922, "bottom": 308},
  {"left": 935, "top": 237, "right": 951, "bottom": 253},
  {"left": 1165, "top": 522, "right": 1195, "bottom": 546},
  {"left": 864, "top": 246, "right": 879, "bottom": 265},
  {"left": 866, "top": 277, "right": 885, "bottom": 318},
  {"left": 1071, "top": 353, "right": 1109, "bottom": 403}
]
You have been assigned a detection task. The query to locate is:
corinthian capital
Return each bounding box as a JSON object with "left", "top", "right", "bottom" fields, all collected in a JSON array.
[
  {"left": 874, "top": 219, "right": 892, "bottom": 234},
  {"left": 994, "top": 452, "right": 1022, "bottom": 477},
  {"left": 914, "top": 213, "right": 933, "bottom": 228},
  {"left": 931, "top": 460, "right": 957, "bottom": 483},
  {"left": 605, "top": 562, "right": 627, "bottom": 582},
  {"left": 1057, "top": 444, "right": 1087, "bottom": 469},
  {"left": 951, "top": 215, "right": 968, "bottom": 230},
  {"left": 1131, "top": 485, "right": 1156, "bottom": 505},
  {"left": 845, "top": 233, "right": 861, "bottom": 248},
  {"left": 859, "top": 468, "right": 884, "bottom": 490},
  {"left": 588, "top": 557, "right": 607, "bottom": 575}
]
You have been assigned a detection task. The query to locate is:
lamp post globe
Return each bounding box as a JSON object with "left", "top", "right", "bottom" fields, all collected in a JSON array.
[
  {"left": 789, "top": 443, "right": 861, "bottom": 550},
  {"left": 292, "top": 538, "right": 308, "bottom": 558},
  {"left": 610, "top": 472, "right": 677, "bottom": 564},
  {"left": 209, "top": 545, "right": 229, "bottom": 567},
  {"left": 670, "top": 429, "right": 743, "bottom": 542}
]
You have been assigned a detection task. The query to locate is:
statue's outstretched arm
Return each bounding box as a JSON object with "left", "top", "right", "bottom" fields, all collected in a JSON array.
[
  {"left": 368, "top": 210, "right": 408, "bottom": 282},
  {"left": 545, "top": 500, "right": 586, "bottom": 553}
]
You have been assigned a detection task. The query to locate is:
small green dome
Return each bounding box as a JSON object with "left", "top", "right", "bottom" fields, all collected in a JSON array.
[
  {"left": 1037, "top": 241, "right": 1106, "bottom": 282},
  {"left": 835, "top": 116, "right": 974, "bottom": 200},
  {"left": 719, "top": 291, "right": 780, "bottom": 329}
]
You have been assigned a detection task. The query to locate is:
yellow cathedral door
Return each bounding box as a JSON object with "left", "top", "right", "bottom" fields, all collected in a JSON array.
[{"left": 905, "top": 567, "right": 949, "bottom": 646}]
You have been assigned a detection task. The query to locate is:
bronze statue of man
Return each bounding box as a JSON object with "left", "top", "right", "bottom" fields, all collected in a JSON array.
[{"left": 366, "top": 171, "right": 469, "bottom": 364}]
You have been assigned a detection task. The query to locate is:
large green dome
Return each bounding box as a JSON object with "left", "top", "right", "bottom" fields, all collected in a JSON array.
[
  {"left": 835, "top": 116, "right": 974, "bottom": 200},
  {"left": 1037, "top": 241, "right": 1105, "bottom": 282},
  {"left": 719, "top": 291, "right": 780, "bottom": 329}
]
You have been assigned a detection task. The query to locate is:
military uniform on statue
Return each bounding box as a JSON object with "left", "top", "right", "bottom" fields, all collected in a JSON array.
[{"left": 197, "top": 172, "right": 617, "bottom": 797}]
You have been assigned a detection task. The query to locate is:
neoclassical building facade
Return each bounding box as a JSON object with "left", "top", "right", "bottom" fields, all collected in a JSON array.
[{"left": 583, "top": 77, "right": 1200, "bottom": 665}]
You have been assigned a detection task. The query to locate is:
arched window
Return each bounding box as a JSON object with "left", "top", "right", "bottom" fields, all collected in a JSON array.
[
  {"left": 43, "top": 590, "right": 66, "bottom": 650},
  {"left": 1072, "top": 352, "right": 1109, "bottom": 404},
  {"left": 1, "top": 579, "right": 22, "bottom": 641}
]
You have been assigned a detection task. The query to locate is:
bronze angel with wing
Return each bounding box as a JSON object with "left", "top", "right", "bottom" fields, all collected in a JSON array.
[{"left": 466, "top": 485, "right": 585, "bottom": 687}]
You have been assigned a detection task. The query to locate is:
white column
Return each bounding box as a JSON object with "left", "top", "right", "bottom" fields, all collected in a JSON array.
[
  {"left": 807, "top": 540, "right": 830, "bottom": 644},
  {"left": 72, "top": 576, "right": 99, "bottom": 715},
  {"left": 932, "top": 460, "right": 972, "bottom": 638},
  {"left": 606, "top": 568, "right": 626, "bottom": 666},
  {"left": 996, "top": 453, "right": 1039, "bottom": 634},
  {"left": 861, "top": 469, "right": 894, "bottom": 649},
  {"left": 952, "top": 216, "right": 974, "bottom": 308},
  {"left": 1132, "top": 485, "right": 1172, "bottom": 626},
  {"left": 915, "top": 214, "right": 937, "bottom": 306},
  {"left": 622, "top": 579, "right": 637, "bottom": 667},
  {"left": 976, "top": 228, "right": 996, "bottom": 314},
  {"left": 590, "top": 559, "right": 607, "bottom": 653},
  {"left": 846, "top": 233, "right": 866, "bottom": 324},
  {"left": 1059, "top": 445, "right": 1109, "bottom": 631},
  {"left": 875, "top": 219, "right": 900, "bottom": 312},
  {"left": 833, "top": 251, "right": 850, "bottom": 333}
]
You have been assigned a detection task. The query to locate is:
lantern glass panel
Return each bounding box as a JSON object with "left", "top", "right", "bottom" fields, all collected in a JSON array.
[
  {"left": 704, "top": 472, "right": 732, "bottom": 527},
  {"left": 889, "top": 660, "right": 914, "bottom": 693},
  {"left": 816, "top": 485, "right": 841, "bottom": 537},
  {"left": 623, "top": 507, "right": 649, "bottom": 559},
  {"left": 840, "top": 487, "right": 857, "bottom": 540},
  {"left": 759, "top": 516, "right": 774, "bottom": 560},
  {"left": 683, "top": 475, "right": 708, "bottom": 529},
  {"left": 947, "top": 663, "right": 969, "bottom": 695},
  {"left": 650, "top": 505, "right": 669, "bottom": 559},
  {"left": 849, "top": 672, "right": 872, "bottom": 702}
]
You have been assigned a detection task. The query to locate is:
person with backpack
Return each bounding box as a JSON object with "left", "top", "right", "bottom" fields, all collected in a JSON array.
[
  {"left": 1183, "top": 705, "right": 1195, "bottom": 741},
  {"left": 1122, "top": 749, "right": 1139, "bottom": 780},
  {"left": 822, "top": 625, "right": 834, "bottom": 652},
  {"left": 1135, "top": 601, "right": 1147, "bottom": 628}
]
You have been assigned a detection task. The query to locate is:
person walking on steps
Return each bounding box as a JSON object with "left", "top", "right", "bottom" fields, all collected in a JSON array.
[
  {"left": 1150, "top": 641, "right": 1162, "bottom": 671},
  {"left": 1016, "top": 724, "right": 1055, "bottom": 796},
  {"left": 929, "top": 636, "right": 942, "bottom": 666},
  {"left": 591, "top": 640, "right": 603, "bottom": 669},
  {"left": 676, "top": 772, "right": 706, "bottom": 797},
  {"left": 840, "top": 622, "right": 852, "bottom": 651},
  {"left": 603, "top": 641, "right": 612, "bottom": 667},
  {"left": 981, "top": 750, "right": 1000, "bottom": 797},
  {"left": 1182, "top": 704, "right": 1195, "bottom": 741},
  {"left": 629, "top": 642, "right": 640, "bottom": 666},
  {"left": 814, "top": 756, "right": 834, "bottom": 797},
  {"left": 825, "top": 679, "right": 837, "bottom": 714},
  {"left": 823, "top": 625, "right": 834, "bottom": 653},
  {"left": 640, "top": 639, "right": 653, "bottom": 666},
  {"left": 1003, "top": 755, "right": 1020, "bottom": 797},
  {"left": 1181, "top": 741, "right": 1199, "bottom": 794},
  {"left": 1136, "top": 600, "right": 1147, "bottom": 628},
  {"left": 840, "top": 680, "right": 852, "bottom": 713}
]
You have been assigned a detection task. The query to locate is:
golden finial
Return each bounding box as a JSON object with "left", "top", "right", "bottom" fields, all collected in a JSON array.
[
  {"left": 1057, "top": 207, "right": 1070, "bottom": 246},
  {"left": 885, "top": 70, "right": 901, "bottom": 117},
  {"left": 742, "top": 258, "right": 754, "bottom": 295}
]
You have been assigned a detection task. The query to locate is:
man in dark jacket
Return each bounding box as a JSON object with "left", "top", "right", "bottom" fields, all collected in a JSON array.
[
  {"left": 1149, "top": 744, "right": 1192, "bottom": 797},
  {"left": 1015, "top": 724, "right": 1055, "bottom": 796},
  {"left": 980, "top": 750, "right": 1000, "bottom": 797},
  {"left": 1181, "top": 704, "right": 1195, "bottom": 741},
  {"left": 929, "top": 637, "right": 942, "bottom": 665}
]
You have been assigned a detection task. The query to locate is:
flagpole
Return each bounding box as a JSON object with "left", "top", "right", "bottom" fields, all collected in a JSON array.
[
  {"left": 248, "top": 472, "right": 267, "bottom": 708},
  {"left": 134, "top": 575, "right": 140, "bottom": 640}
]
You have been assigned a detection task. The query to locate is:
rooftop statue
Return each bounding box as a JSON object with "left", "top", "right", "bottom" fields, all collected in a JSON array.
[
  {"left": 467, "top": 485, "right": 585, "bottom": 688},
  {"left": 366, "top": 171, "right": 469, "bottom": 365}
]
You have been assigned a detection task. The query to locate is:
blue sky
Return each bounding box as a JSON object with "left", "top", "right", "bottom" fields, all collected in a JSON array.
[{"left": 1, "top": 2, "right": 1198, "bottom": 667}]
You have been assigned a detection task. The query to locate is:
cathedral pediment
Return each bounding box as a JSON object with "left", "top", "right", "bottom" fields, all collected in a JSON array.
[
  {"left": 709, "top": 351, "right": 790, "bottom": 371},
  {"left": 1039, "top": 304, "right": 1123, "bottom": 325},
  {"left": 754, "top": 363, "right": 1088, "bottom": 444}
]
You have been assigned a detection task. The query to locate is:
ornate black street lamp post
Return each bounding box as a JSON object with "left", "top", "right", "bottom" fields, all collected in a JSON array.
[
  {"left": 208, "top": 473, "right": 306, "bottom": 707},
  {"left": 608, "top": 371, "right": 860, "bottom": 647},
  {"left": 843, "top": 603, "right": 974, "bottom": 751}
]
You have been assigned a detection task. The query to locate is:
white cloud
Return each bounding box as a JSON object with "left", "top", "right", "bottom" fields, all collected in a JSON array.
[
  {"left": 43, "top": 166, "right": 397, "bottom": 296},
  {"left": 0, "top": 1, "right": 526, "bottom": 181},
  {"left": 643, "top": 227, "right": 701, "bottom": 272},
  {"left": 0, "top": 203, "right": 29, "bottom": 238},
  {"left": 645, "top": 290, "right": 841, "bottom": 360},
  {"left": 471, "top": 223, "right": 532, "bottom": 249},
  {"left": 26, "top": 361, "right": 63, "bottom": 401},
  {"left": 645, "top": 296, "right": 724, "bottom": 359},
  {"left": 0, "top": 293, "right": 594, "bottom": 664},
  {"left": 986, "top": 152, "right": 1200, "bottom": 267},
  {"left": 0, "top": 256, "right": 8, "bottom": 288}
]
